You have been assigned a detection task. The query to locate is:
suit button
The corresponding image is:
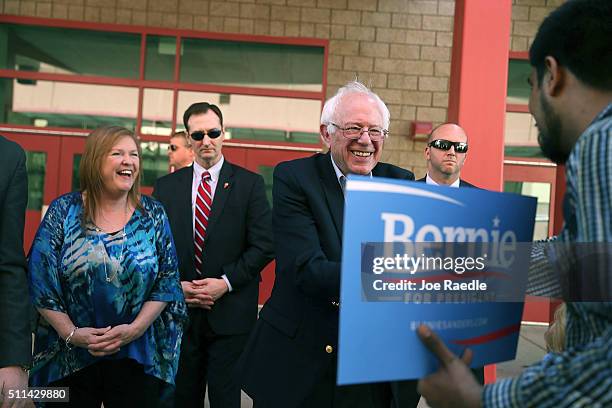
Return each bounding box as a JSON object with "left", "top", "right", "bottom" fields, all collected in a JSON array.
[
  {"left": 325, "top": 345, "right": 333, "bottom": 354},
  {"left": 331, "top": 301, "right": 340, "bottom": 307}
]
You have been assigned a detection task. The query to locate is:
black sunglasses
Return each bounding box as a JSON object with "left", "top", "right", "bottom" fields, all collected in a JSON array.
[
  {"left": 169, "top": 143, "right": 192, "bottom": 152},
  {"left": 428, "top": 139, "right": 468, "bottom": 153},
  {"left": 190, "top": 128, "right": 223, "bottom": 141}
]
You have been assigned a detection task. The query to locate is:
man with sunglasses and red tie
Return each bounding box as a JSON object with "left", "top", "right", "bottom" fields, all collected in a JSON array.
[
  {"left": 153, "top": 102, "right": 274, "bottom": 408},
  {"left": 417, "top": 123, "right": 477, "bottom": 188}
]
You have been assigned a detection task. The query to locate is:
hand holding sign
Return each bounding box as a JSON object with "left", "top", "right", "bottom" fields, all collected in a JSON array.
[{"left": 417, "top": 324, "right": 482, "bottom": 408}]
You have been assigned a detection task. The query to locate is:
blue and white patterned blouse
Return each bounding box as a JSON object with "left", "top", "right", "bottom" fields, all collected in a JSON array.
[{"left": 28, "top": 192, "right": 187, "bottom": 386}]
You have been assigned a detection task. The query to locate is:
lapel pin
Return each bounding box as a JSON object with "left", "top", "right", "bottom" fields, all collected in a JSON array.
[{"left": 224, "top": 182, "right": 230, "bottom": 189}]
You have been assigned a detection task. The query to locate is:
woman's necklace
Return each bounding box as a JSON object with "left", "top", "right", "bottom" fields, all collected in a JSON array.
[
  {"left": 93, "top": 203, "right": 130, "bottom": 283},
  {"left": 99, "top": 228, "right": 126, "bottom": 283}
]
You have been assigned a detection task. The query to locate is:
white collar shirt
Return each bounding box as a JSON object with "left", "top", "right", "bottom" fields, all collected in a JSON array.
[{"left": 426, "top": 173, "right": 460, "bottom": 188}]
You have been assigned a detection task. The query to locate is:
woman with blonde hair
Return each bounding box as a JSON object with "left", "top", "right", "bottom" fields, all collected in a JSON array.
[{"left": 28, "top": 126, "right": 186, "bottom": 407}]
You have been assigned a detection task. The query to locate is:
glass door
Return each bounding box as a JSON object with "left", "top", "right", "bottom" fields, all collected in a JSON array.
[
  {"left": 243, "top": 146, "right": 318, "bottom": 305},
  {"left": 58, "top": 135, "right": 87, "bottom": 195},
  {"left": 504, "top": 158, "right": 561, "bottom": 323}
]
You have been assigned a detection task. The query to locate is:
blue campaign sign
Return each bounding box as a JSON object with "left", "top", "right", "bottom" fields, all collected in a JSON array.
[{"left": 337, "top": 176, "right": 537, "bottom": 385}]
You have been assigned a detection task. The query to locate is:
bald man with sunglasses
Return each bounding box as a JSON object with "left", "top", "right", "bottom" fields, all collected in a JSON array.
[
  {"left": 153, "top": 102, "right": 274, "bottom": 408},
  {"left": 418, "top": 123, "right": 477, "bottom": 188}
]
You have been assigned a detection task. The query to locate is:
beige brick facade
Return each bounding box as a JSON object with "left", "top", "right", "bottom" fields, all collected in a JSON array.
[
  {"left": 510, "top": 0, "right": 564, "bottom": 52},
  {"left": 2, "top": 0, "right": 564, "bottom": 175}
]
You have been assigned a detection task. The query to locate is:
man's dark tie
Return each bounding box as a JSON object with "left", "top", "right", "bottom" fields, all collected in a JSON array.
[
  {"left": 194, "top": 171, "right": 212, "bottom": 275},
  {"left": 339, "top": 175, "right": 347, "bottom": 195}
]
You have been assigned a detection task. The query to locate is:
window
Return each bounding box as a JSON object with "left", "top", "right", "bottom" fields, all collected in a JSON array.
[
  {"left": 5, "top": 78, "right": 138, "bottom": 130},
  {"left": 176, "top": 91, "right": 321, "bottom": 143},
  {"left": 145, "top": 35, "right": 176, "bottom": 81},
  {"left": 180, "top": 38, "right": 324, "bottom": 91},
  {"left": 25, "top": 151, "right": 46, "bottom": 210},
  {"left": 505, "top": 111, "right": 538, "bottom": 146},
  {"left": 506, "top": 59, "right": 531, "bottom": 105},
  {"left": 504, "top": 181, "right": 551, "bottom": 240},
  {"left": 0, "top": 24, "right": 141, "bottom": 78},
  {"left": 504, "top": 57, "right": 545, "bottom": 158},
  {"left": 140, "top": 141, "right": 168, "bottom": 188},
  {"left": 258, "top": 165, "right": 274, "bottom": 206},
  {"left": 141, "top": 88, "right": 174, "bottom": 136},
  {"left": 1, "top": 18, "right": 326, "bottom": 145}
]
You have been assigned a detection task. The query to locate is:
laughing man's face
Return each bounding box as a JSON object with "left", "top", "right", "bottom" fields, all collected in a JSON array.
[{"left": 325, "top": 93, "right": 384, "bottom": 175}]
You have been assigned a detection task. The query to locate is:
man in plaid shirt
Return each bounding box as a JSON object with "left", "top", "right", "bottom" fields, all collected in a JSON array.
[{"left": 416, "top": 1, "right": 612, "bottom": 407}]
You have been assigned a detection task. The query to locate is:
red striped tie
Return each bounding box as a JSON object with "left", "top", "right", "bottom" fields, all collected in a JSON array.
[{"left": 194, "top": 171, "right": 212, "bottom": 275}]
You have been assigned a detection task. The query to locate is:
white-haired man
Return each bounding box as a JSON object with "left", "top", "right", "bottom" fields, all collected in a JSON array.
[{"left": 238, "top": 81, "right": 420, "bottom": 407}]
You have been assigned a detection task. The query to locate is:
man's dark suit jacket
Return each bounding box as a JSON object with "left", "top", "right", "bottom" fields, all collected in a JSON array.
[
  {"left": 0, "top": 135, "right": 31, "bottom": 368},
  {"left": 416, "top": 174, "right": 485, "bottom": 385},
  {"left": 152, "top": 160, "right": 273, "bottom": 335},
  {"left": 416, "top": 176, "right": 477, "bottom": 188},
  {"left": 239, "top": 153, "right": 419, "bottom": 407}
]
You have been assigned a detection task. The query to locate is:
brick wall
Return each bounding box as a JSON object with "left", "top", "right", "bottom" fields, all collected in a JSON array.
[
  {"left": 1, "top": 0, "right": 564, "bottom": 175},
  {"left": 510, "top": 0, "right": 564, "bottom": 52}
]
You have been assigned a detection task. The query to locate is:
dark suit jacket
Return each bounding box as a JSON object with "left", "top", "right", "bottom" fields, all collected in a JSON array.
[
  {"left": 0, "top": 135, "right": 31, "bottom": 368},
  {"left": 240, "top": 153, "right": 417, "bottom": 407},
  {"left": 153, "top": 160, "right": 273, "bottom": 335},
  {"left": 416, "top": 175, "right": 477, "bottom": 188}
]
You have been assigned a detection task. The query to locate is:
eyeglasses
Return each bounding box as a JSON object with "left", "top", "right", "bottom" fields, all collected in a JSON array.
[
  {"left": 428, "top": 139, "right": 468, "bottom": 153},
  {"left": 190, "top": 128, "right": 223, "bottom": 141},
  {"left": 330, "top": 123, "right": 388, "bottom": 142}
]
